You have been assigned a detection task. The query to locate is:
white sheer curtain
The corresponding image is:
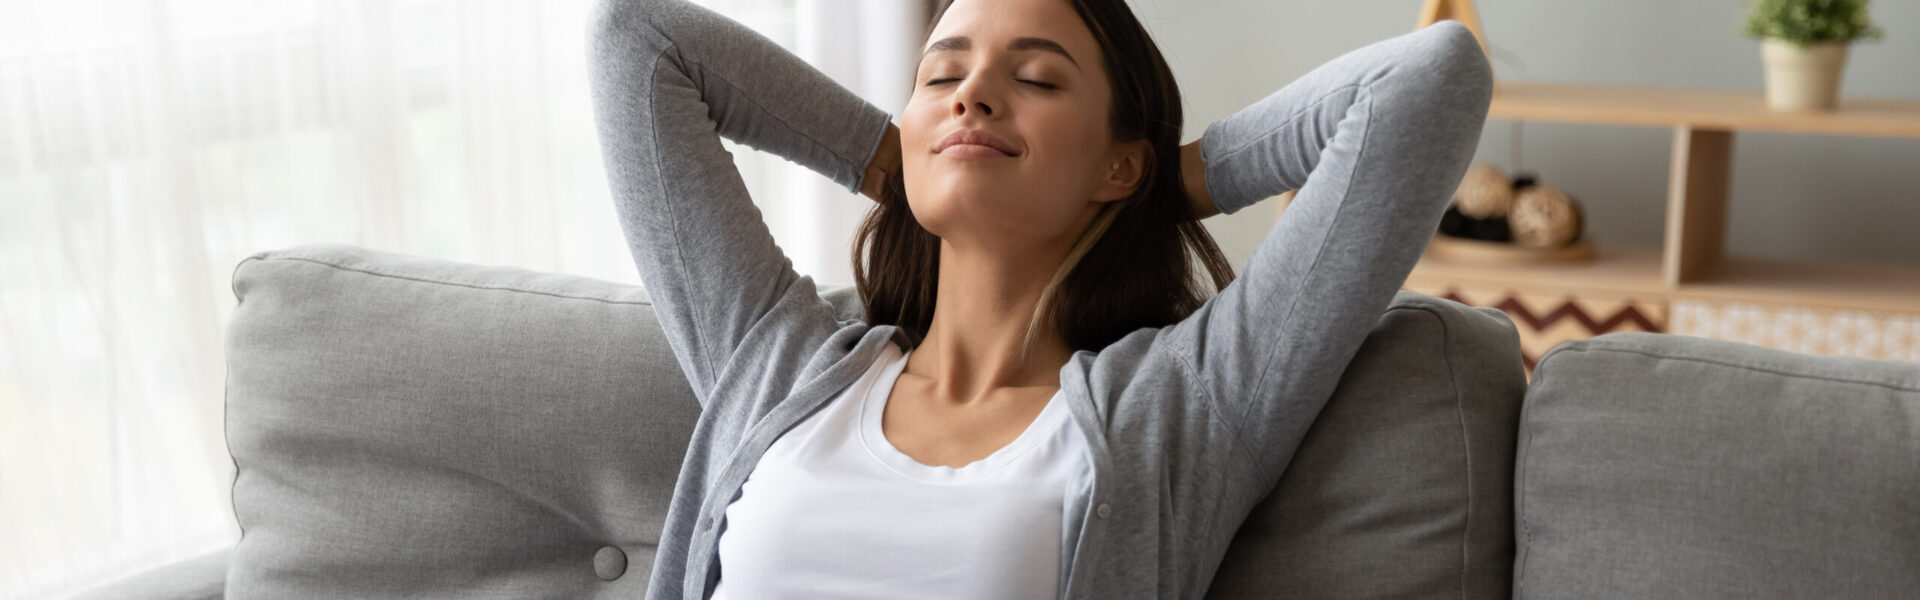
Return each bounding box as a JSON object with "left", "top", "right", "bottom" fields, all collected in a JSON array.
[
  {"left": 0, "top": 0, "right": 920, "bottom": 597},
  {"left": 773, "top": 0, "right": 923, "bottom": 285}
]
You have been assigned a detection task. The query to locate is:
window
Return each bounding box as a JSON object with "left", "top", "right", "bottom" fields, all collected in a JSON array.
[{"left": 0, "top": 1, "right": 827, "bottom": 596}]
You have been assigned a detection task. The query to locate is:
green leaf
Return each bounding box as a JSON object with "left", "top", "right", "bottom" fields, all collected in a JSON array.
[{"left": 1743, "top": 0, "right": 1885, "bottom": 45}]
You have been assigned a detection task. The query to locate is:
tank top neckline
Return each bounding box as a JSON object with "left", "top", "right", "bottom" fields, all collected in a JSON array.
[{"left": 856, "top": 344, "right": 1068, "bottom": 483}]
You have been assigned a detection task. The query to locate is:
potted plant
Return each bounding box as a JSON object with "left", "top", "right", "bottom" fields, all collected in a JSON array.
[{"left": 1744, "top": 0, "right": 1884, "bottom": 112}]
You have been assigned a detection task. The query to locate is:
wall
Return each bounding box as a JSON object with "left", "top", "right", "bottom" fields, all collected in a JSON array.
[{"left": 1128, "top": 0, "right": 1920, "bottom": 272}]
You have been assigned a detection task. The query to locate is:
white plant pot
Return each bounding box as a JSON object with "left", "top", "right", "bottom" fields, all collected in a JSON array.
[{"left": 1760, "top": 38, "right": 1849, "bottom": 112}]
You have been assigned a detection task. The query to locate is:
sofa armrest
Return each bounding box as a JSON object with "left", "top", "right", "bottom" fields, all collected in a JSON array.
[{"left": 69, "top": 547, "right": 229, "bottom": 600}]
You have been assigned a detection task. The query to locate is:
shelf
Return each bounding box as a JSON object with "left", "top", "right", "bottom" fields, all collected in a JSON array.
[
  {"left": 1490, "top": 83, "right": 1920, "bottom": 139},
  {"left": 1408, "top": 245, "right": 1667, "bottom": 300},
  {"left": 1385, "top": 81, "right": 1920, "bottom": 337},
  {"left": 1393, "top": 81, "right": 1920, "bottom": 361},
  {"left": 1409, "top": 244, "right": 1920, "bottom": 315},
  {"left": 1482, "top": 82, "right": 1920, "bottom": 289},
  {"left": 1685, "top": 256, "right": 1920, "bottom": 314}
]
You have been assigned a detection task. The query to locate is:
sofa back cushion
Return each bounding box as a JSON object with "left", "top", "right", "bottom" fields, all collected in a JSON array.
[
  {"left": 226, "top": 246, "right": 698, "bottom": 598},
  {"left": 1206, "top": 292, "right": 1528, "bottom": 599},
  {"left": 1516, "top": 332, "right": 1920, "bottom": 599},
  {"left": 227, "top": 245, "right": 1528, "bottom": 598}
]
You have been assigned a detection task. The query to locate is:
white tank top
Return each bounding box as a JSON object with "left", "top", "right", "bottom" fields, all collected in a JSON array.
[{"left": 710, "top": 342, "right": 1088, "bottom": 599}]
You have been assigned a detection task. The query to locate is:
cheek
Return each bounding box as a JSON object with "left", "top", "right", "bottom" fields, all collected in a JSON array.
[
  {"left": 897, "top": 95, "right": 946, "bottom": 190},
  {"left": 1016, "top": 111, "right": 1111, "bottom": 206},
  {"left": 896, "top": 105, "right": 944, "bottom": 229},
  {"left": 898, "top": 95, "right": 939, "bottom": 156},
  {"left": 1023, "top": 112, "right": 1107, "bottom": 178}
]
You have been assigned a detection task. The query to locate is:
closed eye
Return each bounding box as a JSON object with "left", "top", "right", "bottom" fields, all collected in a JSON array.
[{"left": 923, "top": 77, "right": 1057, "bottom": 90}]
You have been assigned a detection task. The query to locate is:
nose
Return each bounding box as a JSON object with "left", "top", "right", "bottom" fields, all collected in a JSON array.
[
  {"left": 950, "top": 79, "right": 998, "bottom": 118},
  {"left": 954, "top": 100, "right": 993, "bottom": 117}
]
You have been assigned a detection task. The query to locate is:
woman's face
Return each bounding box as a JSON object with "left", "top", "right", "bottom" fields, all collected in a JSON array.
[{"left": 900, "top": 0, "right": 1143, "bottom": 253}]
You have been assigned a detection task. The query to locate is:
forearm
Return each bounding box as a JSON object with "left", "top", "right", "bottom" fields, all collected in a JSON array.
[
  {"left": 1158, "top": 22, "right": 1492, "bottom": 481},
  {"left": 616, "top": 0, "right": 891, "bottom": 193},
  {"left": 589, "top": 0, "right": 875, "bottom": 400}
]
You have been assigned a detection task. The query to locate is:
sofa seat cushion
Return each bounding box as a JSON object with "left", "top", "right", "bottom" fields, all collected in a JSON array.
[{"left": 1516, "top": 332, "right": 1920, "bottom": 599}]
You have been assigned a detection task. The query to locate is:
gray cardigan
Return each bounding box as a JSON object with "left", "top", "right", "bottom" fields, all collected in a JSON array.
[{"left": 584, "top": 0, "right": 1493, "bottom": 598}]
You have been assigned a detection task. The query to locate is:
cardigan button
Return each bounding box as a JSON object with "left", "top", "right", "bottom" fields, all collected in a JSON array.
[
  {"left": 593, "top": 546, "right": 628, "bottom": 581},
  {"left": 1096, "top": 503, "right": 1112, "bottom": 518}
]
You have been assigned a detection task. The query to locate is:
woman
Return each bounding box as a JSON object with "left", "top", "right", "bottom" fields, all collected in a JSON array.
[{"left": 586, "top": 0, "right": 1491, "bottom": 597}]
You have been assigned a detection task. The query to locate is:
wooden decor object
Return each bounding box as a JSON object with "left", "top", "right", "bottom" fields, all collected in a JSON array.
[{"left": 1416, "top": 0, "right": 1490, "bottom": 56}]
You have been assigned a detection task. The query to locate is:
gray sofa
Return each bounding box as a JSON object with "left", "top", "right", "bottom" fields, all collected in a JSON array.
[{"left": 75, "top": 245, "right": 1920, "bottom": 599}]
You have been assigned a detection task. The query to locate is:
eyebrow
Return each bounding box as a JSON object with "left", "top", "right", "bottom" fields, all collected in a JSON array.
[{"left": 922, "top": 36, "right": 1081, "bottom": 71}]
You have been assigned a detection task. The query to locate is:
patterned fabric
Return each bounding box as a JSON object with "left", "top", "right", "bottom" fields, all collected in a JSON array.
[
  {"left": 1402, "top": 284, "right": 1667, "bottom": 374},
  {"left": 1671, "top": 299, "right": 1920, "bottom": 364}
]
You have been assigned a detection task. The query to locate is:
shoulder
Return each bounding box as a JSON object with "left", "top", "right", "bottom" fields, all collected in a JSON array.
[{"left": 1059, "top": 328, "right": 1207, "bottom": 406}]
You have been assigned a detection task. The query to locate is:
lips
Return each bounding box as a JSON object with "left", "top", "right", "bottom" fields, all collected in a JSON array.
[{"left": 935, "top": 129, "right": 1020, "bottom": 157}]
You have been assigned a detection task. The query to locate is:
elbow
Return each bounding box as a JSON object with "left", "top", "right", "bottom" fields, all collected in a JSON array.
[
  {"left": 586, "top": 0, "right": 633, "bottom": 52},
  {"left": 1369, "top": 21, "right": 1495, "bottom": 212},
  {"left": 1407, "top": 21, "right": 1495, "bottom": 124},
  {"left": 586, "top": 0, "right": 674, "bottom": 63}
]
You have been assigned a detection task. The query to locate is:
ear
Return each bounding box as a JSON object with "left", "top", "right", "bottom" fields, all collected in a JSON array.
[{"left": 1091, "top": 140, "right": 1152, "bottom": 204}]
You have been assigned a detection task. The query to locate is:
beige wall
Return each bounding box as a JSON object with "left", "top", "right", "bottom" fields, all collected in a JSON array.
[{"left": 1129, "top": 0, "right": 1920, "bottom": 271}]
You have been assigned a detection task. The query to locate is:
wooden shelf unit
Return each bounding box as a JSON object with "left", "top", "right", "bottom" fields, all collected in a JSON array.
[
  {"left": 1412, "top": 82, "right": 1920, "bottom": 311},
  {"left": 1398, "top": 82, "right": 1920, "bottom": 366},
  {"left": 1485, "top": 83, "right": 1920, "bottom": 139},
  {"left": 1407, "top": 244, "right": 1920, "bottom": 316}
]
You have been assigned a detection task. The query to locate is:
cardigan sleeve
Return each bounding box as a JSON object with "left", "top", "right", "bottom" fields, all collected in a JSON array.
[
  {"left": 1157, "top": 22, "right": 1492, "bottom": 482},
  {"left": 586, "top": 0, "right": 891, "bottom": 405}
]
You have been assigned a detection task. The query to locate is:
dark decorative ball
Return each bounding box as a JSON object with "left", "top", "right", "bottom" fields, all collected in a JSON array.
[
  {"left": 1511, "top": 173, "right": 1540, "bottom": 191},
  {"left": 1438, "top": 205, "right": 1512, "bottom": 243}
]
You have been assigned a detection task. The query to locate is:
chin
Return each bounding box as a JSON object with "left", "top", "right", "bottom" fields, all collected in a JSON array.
[
  {"left": 903, "top": 167, "right": 1062, "bottom": 244},
  {"left": 915, "top": 200, "right": 1056, "bottom": 251}
]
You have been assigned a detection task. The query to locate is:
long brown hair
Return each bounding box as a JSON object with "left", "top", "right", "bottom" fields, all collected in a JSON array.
[{"left": 852, "top": 0, "right": 1234, "bottom": 354}]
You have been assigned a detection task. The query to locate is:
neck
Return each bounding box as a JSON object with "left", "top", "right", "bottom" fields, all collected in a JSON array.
[{"left": 908, "top": 239, "right": 1076, "bottom": 404}]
